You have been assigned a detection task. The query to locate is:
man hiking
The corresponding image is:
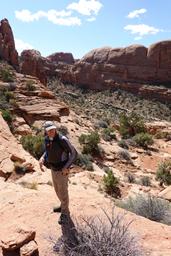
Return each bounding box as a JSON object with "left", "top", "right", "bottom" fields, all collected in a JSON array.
[{"left": 39, "top": 121, "right": 77, "bottom": 225}]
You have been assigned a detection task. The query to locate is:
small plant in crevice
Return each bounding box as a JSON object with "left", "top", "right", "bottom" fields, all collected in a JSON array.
[{"left": 103, "top": 169, "right": 120, "bottom": 197}]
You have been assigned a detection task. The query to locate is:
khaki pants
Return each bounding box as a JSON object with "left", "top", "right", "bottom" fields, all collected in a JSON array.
[{"left": 51, "top": 170, "right": 70, "bottom": 215}]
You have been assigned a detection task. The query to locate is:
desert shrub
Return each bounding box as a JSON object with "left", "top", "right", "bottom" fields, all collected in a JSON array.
[
  {"left": 79, "top": 131, "right": 100, "bottom": 156},
  {"left": 76, "top": 154, "right": 94, "bottom": 171},
  {"left": 118, "top": 194, "right": 171, "bottom": 225},
  {"left": 125, "top": 172, "right": 136, "bottom": 183},
  {"left": 154, "top": 131, "right": 171, "bottom": 141},
  {"left": 156, "top": 159, "right": 171, "bottom": 186},
  {"left": 101, "top": 127, "right": 116, "bottom": 141},
  {"left": 117, "top": 149, "right": 132, "bottom": 164},
  {"left": 118, "top": 139, "right": 129, "bottom": 149},
  {"left": 103, "top": 169, "right": 120, "bottom": 197},
  {"left": 139, "top": 176, "right": 151, "bottom": 186},
  {"left": 0, "top": 67, "right": 15, "bottom": 82},
  {"left": 20, "top": 134, "right": 44, "bottom": 159},
  {"left": 94, "top": 120, "right": 108, "bottom": 129},
  {"left": 1, "top": 109, "right": 13, "bottom": 124},
  {"left": 58, "top": 125, "right": 69, "bottom": 135},
  {"left": 4, "top": 90, "right": 15, "bottom": 102},
  {"left": 133, "top": 132, "right": 154, "bottom": 148},
  {"left": 53, "top": 209, "right": 143, "bottom": 256},
  {"left": 25, "top": 80, "right": 36, "bottom": 91},
  {"left": 119, "top": 112, "right": 146, "bottom": 139}
]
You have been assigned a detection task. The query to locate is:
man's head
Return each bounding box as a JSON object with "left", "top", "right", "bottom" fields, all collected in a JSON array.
[{"left": 43, "top": 121, "right": 57, "bottom": 138}]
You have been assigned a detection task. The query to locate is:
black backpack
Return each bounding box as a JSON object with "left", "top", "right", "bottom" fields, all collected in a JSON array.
[{"left": 58, "top": 134, "right": 78, "bottom": 165}]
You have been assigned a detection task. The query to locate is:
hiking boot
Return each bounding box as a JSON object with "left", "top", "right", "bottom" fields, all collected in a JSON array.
[
  {"left": 53, "top": 206, "right": 62, "bottom": 213},
  {"left": 58, "top": 213, "right": 68, "bottom": 225}
]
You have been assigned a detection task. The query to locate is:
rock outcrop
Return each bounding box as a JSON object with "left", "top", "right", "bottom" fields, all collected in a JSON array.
[
  {"left": 0, "top": 112, "right": 40, "bottom": 179},
  {"left": 1, "top": 226, "right": 38, "bottom": 256},
  {"left": 0, "top": 19, "right": 18, "bottom": 68},
  {"left": 47, "top": 52, "right": 74, "bottom": 64}
]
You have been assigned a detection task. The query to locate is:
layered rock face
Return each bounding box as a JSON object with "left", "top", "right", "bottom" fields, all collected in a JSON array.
[
  {"left": 68, "top": 42, "right": 171, "bottom": 88},
  {"left": 0, "top": 19, "right": 18, "bottom": 68}
]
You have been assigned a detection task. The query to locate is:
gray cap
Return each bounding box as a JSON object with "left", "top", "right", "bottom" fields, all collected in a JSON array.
[{"left": 43, "top": 121, "right": 57, "bottom": 131}]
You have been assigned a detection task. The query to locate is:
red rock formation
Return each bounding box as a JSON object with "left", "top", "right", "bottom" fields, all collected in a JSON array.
[
  {"left": 20, "top": 50, "right": 48, "bottom": 85},
  {"left": 0, "top": 18, "right": 18, "bottom": 68},
  {"left": 47, "top": 52, "right": 74, "bottom": 64}
]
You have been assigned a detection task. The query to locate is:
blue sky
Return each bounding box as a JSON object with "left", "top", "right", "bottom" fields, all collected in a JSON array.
[{"left": 1, "top": 0, "right": 171, "bottom": 59}]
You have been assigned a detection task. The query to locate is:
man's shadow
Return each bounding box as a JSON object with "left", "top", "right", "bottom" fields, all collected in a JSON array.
[{"left": 53, "top": 215, "right": 79, "bottom": 255}]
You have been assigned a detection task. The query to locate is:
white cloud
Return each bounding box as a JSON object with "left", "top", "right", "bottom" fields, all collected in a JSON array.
[
  {"left": 127, "top": 8, "right": 147, "bottom": 19},
  {"left": 67, "top": 0, "right": 103, "bottom": 16},
  {"left": 87, "top": 17, "right": 96, "bottom": 22},
  {"left": 15, "top": 38, "right": 33, "bottom": 53},
  {"left": 124, "top": 24, "right": 163, "bottom": 39},
  {"left": 15, "top": 9, "right": 81, "bottom": 26}
]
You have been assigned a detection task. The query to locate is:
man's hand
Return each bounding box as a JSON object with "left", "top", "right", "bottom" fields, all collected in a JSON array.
[
  {"left": 39, "top": 158, "right": 45, "bottom": 172},
  {"left": 62, "top": 168, "right": 69, "bottom": 176}
]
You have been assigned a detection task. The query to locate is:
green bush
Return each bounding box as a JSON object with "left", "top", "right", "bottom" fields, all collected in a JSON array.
[
  {"left": 133, "top": 132, "right": 154, "bottom": 148},
  {"left": 119, "top": 112, "right": 146, "bottom": 139},
  {"left": 94, "top": 120, "right": 108, "bottom": 129},
  {"left": 139, "top": 176, "right": 151, "bottom": 186},
  {"left": 1, "top": 109, "right": 13, "bottom": 124},
  {"left": 156, "top": 159, "right": 171, "bottom": 186},
  {"left": 102, "top": 127, "right": 116, "bottom": 141},
  {"left": 76, "top": 153, "right": 94, "bottom": 171},
  {"left": 118, "top": 139, "right": 129, "bottom": 149},
  {"left": 118, "top": 194, "right": 171, "bottom": 225},
  {"left": 0, "top": 68, "right": 15, "bottom": 82},
  {"left": 103, "top": 169, "right": 120, "bottom": 197},
  {"left": 25, "top": 80, "right": 36, "bottom": 91},
  {"left": 117, "top": 149, "right": 132, "bottom": 164},
  {"left": 79, "top": 131, "right": 100, "bottom": 156},
  {"left": 4, "top": 90, "right": 15, "bottom": 102},
  {"left": 20, "top": 134, "right": 44, "bottom": 159}
]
